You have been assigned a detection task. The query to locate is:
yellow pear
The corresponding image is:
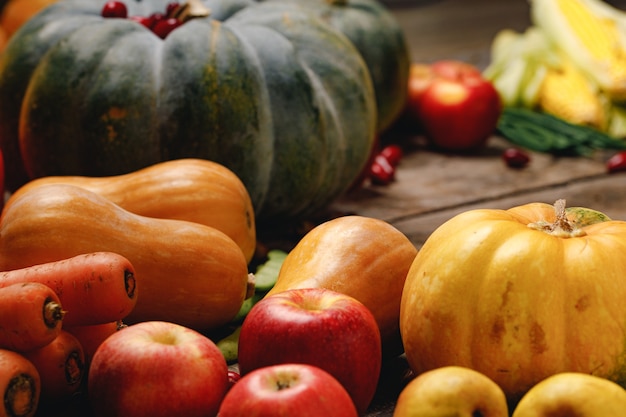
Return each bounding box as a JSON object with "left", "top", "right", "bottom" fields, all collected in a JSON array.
[
  {"left": 512, "top": 372, "right": 626, "bottom": 417},
  {"left": 393, "top": 366, "right": 509, "bottom": 417}
]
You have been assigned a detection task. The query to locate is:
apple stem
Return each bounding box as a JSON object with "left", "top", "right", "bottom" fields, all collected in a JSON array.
[{"left": 276, "top": 380, "right": 292, "bottom": 391}]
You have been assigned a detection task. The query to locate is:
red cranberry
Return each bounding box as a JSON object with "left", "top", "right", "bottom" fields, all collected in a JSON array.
[
  {"left": 380, "top": 144, "right": 403, "bottom": 167},
  {"left": 152, "top": 17, "right": 181, "bottom": 38},
  {"left": 606, "top": 151, "right": 626, "bottom": 173},
  {"left": 101, "top": 1, "right": 128, "bottom": 18},
  {"left": 129, "top": 15, "right": 154, "bottom": 28},
  {"left": 369, "top": 154, "right": 396, "bottom": 185},
  {"left": 165, "top": 2, "right": 181, "bottom": 17},
  {"left": 148, "top": 12, "right": 166, "bottom": 29},
  {"left": 227, "top": 370, "right": 241, "bottom": 390},
  {"left": 502, "top": 148, "right": 530, "bottom": 169}
]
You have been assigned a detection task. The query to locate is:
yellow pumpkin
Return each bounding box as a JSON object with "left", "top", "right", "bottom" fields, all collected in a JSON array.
[
  {"left": 268, "top": 215, "right": 418, "bottom": 355},
  {"left": 400, "top": 200, "right": 626, "bottom": 402}
]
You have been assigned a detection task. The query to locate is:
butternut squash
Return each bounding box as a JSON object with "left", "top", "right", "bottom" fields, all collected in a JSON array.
[
  {"left": 267, "top": 215, "right": 418, "bottom": 355},
  {"left": 6, "top": 158, "right": 256, "bottom": 263},
  {"left": 0, "top": 183, "right": 249, "bottom": 331}
]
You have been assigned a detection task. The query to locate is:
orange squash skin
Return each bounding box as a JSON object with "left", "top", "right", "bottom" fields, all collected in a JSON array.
[
  {"left": 0, "top": 183, "right": 250, "bottom": 331},
  {"left": 267, "top": 215, "right": 418, "bottom": 354},
  {"left": 400, "top": 202, "right": 626, "bottom": 403},
  {"left": 0, "top": 0, "right": 58, "bottom": 43},
  {"left": 6, "top": 159, "right": 256, "bottom": 263}
]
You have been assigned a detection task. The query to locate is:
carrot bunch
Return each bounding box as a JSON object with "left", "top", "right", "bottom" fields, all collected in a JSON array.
[{"left": 0, "top": 252, "right": 137, "bottom": 416}]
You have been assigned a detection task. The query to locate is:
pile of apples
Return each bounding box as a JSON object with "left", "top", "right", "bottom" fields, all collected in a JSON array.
[{"left": 87, "top": 288, "right": 380, "bottom": 417}]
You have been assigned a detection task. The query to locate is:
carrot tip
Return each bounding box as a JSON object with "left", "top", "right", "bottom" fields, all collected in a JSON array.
[
  {"left": 43, "top": 300, "right": 65, "bottom": 329},
  {"left": 5, "top": 373, "right": 38, "bottom": 417},
  {"left": 64, "top": 351, "right": 84, "bottom": 386},
  {"left": 124, "top": 270, "right": 137, "bottom": 299}
]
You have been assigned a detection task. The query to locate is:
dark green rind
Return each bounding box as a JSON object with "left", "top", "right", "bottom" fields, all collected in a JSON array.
[
  {"left": 275, "top": 0, "right": 411, "bottom": 132},
  {"left": 228, "top": 4, "right": 376, "bottom": 218},
  {"left": 0, "top": 0, "right": 377, "bottom": 221},
  {"left": 0, "top": 4, "right": 105, "bottom": 190},
  {"left": 157, "top": 18, "right": 272, "bottom": 211},
  {"left": 21, "top": 20, "right": 162, "bottom": 177}
]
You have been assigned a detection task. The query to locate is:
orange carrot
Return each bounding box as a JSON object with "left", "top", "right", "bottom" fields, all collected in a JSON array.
[
  {"left": 0, "top": 282, "right": 64, "bottom": 352},
  {"left": 65, "top": 321, "right": 123, "bottom": 365},
  {"left": 21, "top": 330, "right": 85, "bottom": 405},
  {"left": 0, "top": 252, "right": 137, "bottom": 326},
  {"left": 0, "top": 349, "right": 40, "bottom": 417}
]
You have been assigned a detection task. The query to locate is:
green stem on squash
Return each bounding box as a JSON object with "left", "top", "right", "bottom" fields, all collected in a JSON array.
[{"left": 527, "top": 199, "right": 587, "bottom": 237}]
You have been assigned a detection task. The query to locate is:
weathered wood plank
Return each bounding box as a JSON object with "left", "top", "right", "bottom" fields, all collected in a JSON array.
[{"left": 332, "top": 135, "right": 624, "bottom": 248}]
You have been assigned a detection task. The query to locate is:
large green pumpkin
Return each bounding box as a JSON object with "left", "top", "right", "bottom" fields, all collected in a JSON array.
[{"left": 0, "top": 0, "right": 385, "bottom": 221}]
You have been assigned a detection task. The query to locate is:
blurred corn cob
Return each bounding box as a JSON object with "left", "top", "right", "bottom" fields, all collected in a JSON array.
[
  {"left": 531, "top": 0, "right": 626, "bottom": 101},
  {"left": 538, "top": 56, "right": 607, "bottom": 130},
  {"left": 484, "top": 0, "right": 626, "bottom": 138}
]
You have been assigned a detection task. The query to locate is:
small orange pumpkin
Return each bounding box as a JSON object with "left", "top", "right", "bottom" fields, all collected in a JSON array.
[{"left": 400, "top": 200, "right": 626, "bottom": 402}]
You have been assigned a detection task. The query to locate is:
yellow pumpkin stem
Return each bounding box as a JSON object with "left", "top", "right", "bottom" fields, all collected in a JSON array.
[
  {"left": 171, "top": 0, "right": 211, "bottom": 22},
  {"left": 527, "top": 199, "right": 587, "bottom": 237},
  {"left": 551, "top": 199, "right": 573, "bottom": 233}
]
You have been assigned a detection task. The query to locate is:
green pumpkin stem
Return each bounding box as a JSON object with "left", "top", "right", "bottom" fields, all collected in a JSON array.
[
  {"left": 325, "top": 0, "right": 349, "bottom": 6},
  {"left": 171, "top": 0, "right": 211, "bottom": 22},
  {"left": 527, "top": 199, "right": 587, "bottom": 237}
]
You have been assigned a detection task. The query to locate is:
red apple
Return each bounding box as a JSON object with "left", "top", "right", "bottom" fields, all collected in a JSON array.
[
  {"left": 88, "top": 321, "right": 229, "bottom": 417},
  {"left": 406, "top": 60, "right": 502, "bottom": 151},
  {"left": 430, "top": 60, "right": 483, "bottom": 79},
  {"left": 227, "top": 369, "right": 241, "bottom": 390},
  {"left": 406, "top": 63, "right": 436, "bottom": 115},
  {"left": 406, "top": 60, "right": 485, "bottom": 110},
  {"left": 237, "top": 288, "right": 382, "bottom": 415},
  {"left": 218, "top": 363, "right": 359, "bottom": 417},
  {"left": 0, "top": 148, "right": 4, "bottom": 211}
]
